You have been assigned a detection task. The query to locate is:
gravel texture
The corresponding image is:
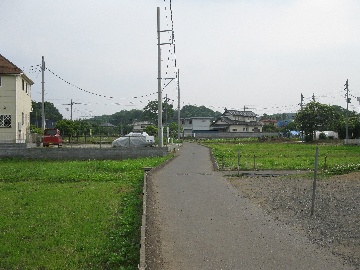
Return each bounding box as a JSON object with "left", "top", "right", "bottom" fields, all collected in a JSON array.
[{"left": 229, "top": 172, "right": 360, "bottom": 269}]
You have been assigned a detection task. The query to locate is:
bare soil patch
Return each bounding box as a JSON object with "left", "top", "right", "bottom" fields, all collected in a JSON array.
[{"left": 229, "top": 172, "right": 360, "bottom": 269}]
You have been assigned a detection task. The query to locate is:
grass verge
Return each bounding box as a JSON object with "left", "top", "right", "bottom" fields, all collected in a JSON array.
[{"left": 0, "top": 156, "right": 170, "bottom": 269}]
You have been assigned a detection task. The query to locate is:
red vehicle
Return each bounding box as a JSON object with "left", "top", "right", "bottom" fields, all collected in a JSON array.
[{"left": 43, "top": 128, "right": 63, "bottom": 147}]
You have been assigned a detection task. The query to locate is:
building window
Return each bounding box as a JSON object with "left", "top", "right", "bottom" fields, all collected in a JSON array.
[
  {"left": 189, "top": 120, "right": 192, "bottom": 124},
  {"left": 26, "top": 83, "right": 28, "bottom": 93},
  {"left": 22, "top": 79, "right": 24, "bottom": 90},
  {"left": 0, "top": 115, "right": 11, "bottom": 127},
  {"left": 232, "top": 129, "right": 237, "bottom": 132},
  {"left": 0, "top": 76, "right": 2, "bottom": 86}
]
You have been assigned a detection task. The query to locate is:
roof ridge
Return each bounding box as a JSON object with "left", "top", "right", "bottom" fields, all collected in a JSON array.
[{"left": 0, "top": 54, "right": 23, "bottom": 74}]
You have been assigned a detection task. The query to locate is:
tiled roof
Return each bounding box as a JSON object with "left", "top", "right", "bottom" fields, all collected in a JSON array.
[
  {"left": 225, "top": 109, "right": 257, "bottom": 117},
  {"left": 0, "top": 54, "right": 23, "bottom": 74},
  {"left": 211, "top": 116, "right": 263, "bottom": 127}
]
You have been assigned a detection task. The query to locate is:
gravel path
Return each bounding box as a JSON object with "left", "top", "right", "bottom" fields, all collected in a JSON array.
[
  {"left": 229, "top": 173, "right": 360, "bottom": 269},
  {"left": 145, "top": 142, "right": 354, "bottom": 269}
]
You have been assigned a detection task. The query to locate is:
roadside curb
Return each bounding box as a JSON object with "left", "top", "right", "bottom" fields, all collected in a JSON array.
[
  {"left": 139, "top": 150, "right": 180, "bottom": 269},
  {"left": 139, "top": 167, "right": 151, "bottom": 270}
]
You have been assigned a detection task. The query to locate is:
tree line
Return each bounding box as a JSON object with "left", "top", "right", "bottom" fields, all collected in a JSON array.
[
  {"left": 31, "top": 100, "right": 359, "bottom": 142},
  {"left": 262, "top": 102, "right": 360, "bottom": 141},
  {"left": 30, "top": 101, "right": 222, "bottom": 139}
]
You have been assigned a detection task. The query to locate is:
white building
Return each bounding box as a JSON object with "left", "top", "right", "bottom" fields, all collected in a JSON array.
[
  {"left": 0, "top": 54, "right": 33, "bottom": 143},
  {"left": 133, "top": 121, "right": 153, "bottom": 133},
  {"left": 181, "top": 117, "right": 214, "bottom": 137}
]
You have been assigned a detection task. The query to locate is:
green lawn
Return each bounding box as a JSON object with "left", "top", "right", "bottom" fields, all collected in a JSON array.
[
  {"left": 0, "top": 157, "right": 170, "bottom": 269},
  {"left": 201, "top": 139, "right": 360, "bottom": 174}
]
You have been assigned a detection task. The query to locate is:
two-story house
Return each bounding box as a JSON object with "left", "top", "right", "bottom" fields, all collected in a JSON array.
[
  {"left": 181, "top": 117, "right": 214, "bottom": 137},
  {"left": 211, "top": 109, "right": 263, "bottom": 133},
  {"left": 132, "top": 121, "right": 153, "bottom": 133},
  {"left": 0, "top": 54, "right": 33, "bottom": 143}
]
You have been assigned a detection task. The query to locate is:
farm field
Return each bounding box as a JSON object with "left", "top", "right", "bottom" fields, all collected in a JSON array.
[
  {"left": 200, "top": 139, "right": 359, "bottom": 268},
  {"left": 0, "top": 156, "right": 170, "bottom": 269},
  {"left": 201, "top": 139, "right": 360, "bottom": 174}
]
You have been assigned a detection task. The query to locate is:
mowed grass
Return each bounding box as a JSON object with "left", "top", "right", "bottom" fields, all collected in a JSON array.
[
  {"left": 201, "top": 139, "right": 360, "bottom": 174},
  {"left": 0, "top": 157, "right": 170, "bottom": 269}
]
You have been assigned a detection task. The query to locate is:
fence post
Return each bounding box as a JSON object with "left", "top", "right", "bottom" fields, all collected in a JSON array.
[
  {"left": 140, "top": 167, "right": 152, "bottom": 269},
  {"left": 311, "top": 147, "right": 319, "bottom": 216},
  {"left": 222, "top": 155, "right": 224, "bottom": 170},
  {"left": 237, "top": 150, "right": 240, "bottom": 176},
  {"left": 323, "top": 155, "right": 327, "bottom": 170}
]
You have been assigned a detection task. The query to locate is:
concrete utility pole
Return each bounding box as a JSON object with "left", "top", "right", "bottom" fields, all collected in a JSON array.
[
  {"left": 156, "top": 7, "right": 174, "bottom": 147},
  {"left": 41, "top": 56, "right": 46, "bottom": 131},
  {"left": 177, "top": 69, "right": 181, "bottom": 140},
  {"left": 157, "top": 7, "right": 163, "bottom": 147},
  {"left": 300, "top": 93, "right": 304, "bottom": 142},
  {"left": 345, "top": 79, "right": 350, "bottom": 144},
  {"left": 63, "top": 99, "right": 81, "bottom": 120}
]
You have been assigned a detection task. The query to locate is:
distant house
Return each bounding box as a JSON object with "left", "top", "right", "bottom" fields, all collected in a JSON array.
[
  {"left": 261, "top": 119, "right": 278, "bottom": 127},
  {"left": 132, "top": 121, "right": 153, "bottom": 133},
  {"left": 0, "top": 54, "right": 33, "bottom": 143},
  {"left": 181, "top": 117, "right": 214, "bottom": 137},
  {"left": 211, "top": 109, "right": 263, "bottom": 133}
]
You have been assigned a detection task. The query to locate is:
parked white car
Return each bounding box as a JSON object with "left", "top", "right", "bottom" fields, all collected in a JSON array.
[{"left": 112, "top": 132, "right": 155, "bottom": 147}]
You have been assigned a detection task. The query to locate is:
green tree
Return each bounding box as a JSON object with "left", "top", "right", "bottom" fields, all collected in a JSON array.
[
  {"left": 337, "top": 110, "right": 360, "bottom": 139},
  {"left": 180, "top": 105, "right": 221, "bottom": 118},
  {"left": 30, "top": 101, "right": 63, "bottom": 126},
  {"left": 167, "top": 122, "right": 182, "bottom": 138},
  {"left": 144, "top": 125, "right": 158, "bottom": 136},
  {"left": 143, "top": 100, "right": 174, "bottom": 124},
  {"left": 55, "top": 119, "right": 75, "bottom": 141},
  {"left": 294, "top": 101, "right": 340, "bottom": 141},
  {"left": 262, "top": 124, "right": 278, "bottom": 132},
  {"left": 110, "top": 109, "right": 145, "bottom": 126}
]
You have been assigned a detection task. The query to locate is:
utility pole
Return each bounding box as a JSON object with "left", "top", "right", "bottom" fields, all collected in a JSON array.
[
  {"left": 177, "top": 69, "right": 181, "bottom": 140},
  {"left": 63, "top": 99, "right": 81, "bottom": 120},
  {"left": 157, "top": 7, "right": 163, "bottom": 147},
  {"left": 165, "top": 94, "right": 168, "bottom": 125},
  {"left": 300, "top": 93, "right": 304, "bottom": 142},
  {"left": 41, "top": 56, "right": 46, "bottom": 130},
  {"left": 345, "top": 79, "right": 350, "bottom": 144},
  {"left": 156, "top": 7, "right": 173, "bottom": 147}
]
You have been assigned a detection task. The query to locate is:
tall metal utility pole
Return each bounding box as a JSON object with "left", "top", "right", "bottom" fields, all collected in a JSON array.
[
  {"left": 177, "top": 69, "right": 181, "bottom": 140},
  {"left": 345, "top": 79, "right": 350, "bottom": 144},
  {"left": 157, "top": 7, "right": 163, "bottom": 147},
  {"left": 41, "top": 56, "right": 46, "bottom": 130}
]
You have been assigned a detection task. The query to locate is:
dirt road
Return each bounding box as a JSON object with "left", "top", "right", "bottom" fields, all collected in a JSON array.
[{"left": 145, "top": 142, "right": 353, "bottom": 269}]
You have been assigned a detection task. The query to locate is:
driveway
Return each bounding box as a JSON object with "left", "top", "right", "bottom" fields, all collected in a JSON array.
[{"left": 145, "top": 142, "right": 353, "bottom": 269}]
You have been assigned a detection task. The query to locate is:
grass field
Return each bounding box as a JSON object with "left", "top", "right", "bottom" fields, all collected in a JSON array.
[
  {"left": 0, "top": 157, "right": 170, "bottom": 269},
  {"left": 201, "top": 139, "right": 360, "bottom": 174}
]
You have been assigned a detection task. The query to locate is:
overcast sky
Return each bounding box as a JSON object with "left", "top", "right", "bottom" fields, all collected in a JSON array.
[{"left": 2, "top": 0, "right": 360, "bottom": 120}]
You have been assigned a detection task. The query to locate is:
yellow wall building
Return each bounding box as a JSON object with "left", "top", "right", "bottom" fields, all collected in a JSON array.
[{"left": 0, "top": 54, "right": 34, "bottom": 143}]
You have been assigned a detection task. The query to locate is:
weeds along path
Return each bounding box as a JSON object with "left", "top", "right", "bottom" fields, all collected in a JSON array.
[{"left": 145, "top": 142, "right": 353, "bottom": 270}]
